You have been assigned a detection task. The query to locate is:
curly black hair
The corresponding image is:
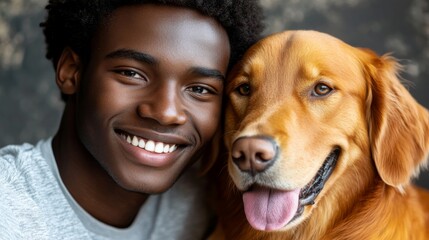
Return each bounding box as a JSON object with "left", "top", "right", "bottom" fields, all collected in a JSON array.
[{"left": 40, "top": 0, "right": 264, "bottom": 71}]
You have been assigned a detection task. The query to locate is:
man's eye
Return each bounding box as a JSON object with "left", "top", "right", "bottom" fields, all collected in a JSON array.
[
  {"left": 190, "top": 86, "right": 210, "bottom": 94},
  {"left": 116, "top": 70, "right": 144, "bottom": 80}
]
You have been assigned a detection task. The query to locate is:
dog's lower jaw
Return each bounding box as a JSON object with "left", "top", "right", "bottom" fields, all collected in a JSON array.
[{"left": 289, "top": 148, "right": 341, "bottom": 226}]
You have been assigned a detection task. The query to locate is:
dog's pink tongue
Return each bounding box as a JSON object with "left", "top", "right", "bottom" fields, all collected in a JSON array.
[{"left": 243, "top": 186, "right": 300, "bottom": 231}]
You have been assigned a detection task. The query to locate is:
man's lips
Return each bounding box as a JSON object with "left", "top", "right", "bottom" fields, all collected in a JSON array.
[{"left": 115, "top": 129, "right": 190, "bottom": 168}]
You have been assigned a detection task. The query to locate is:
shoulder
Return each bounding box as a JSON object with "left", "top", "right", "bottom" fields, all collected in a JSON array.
[
  {"left": 0, "top": 141, "right": 58, "bottom": 213},
  {"left": 0, "top": 143, "right": 43, "bottom": 239},
  {"left": 0, "top": 141, "right": 87, "bottom": 239},
  {"left": 0, "top": 141, "right": 51, "bottom": 203},
  {"left": 0, "top": 143, "right": 41, "bottom": 182},
  {"left": 0, "top": 142, "right": 45, "bottom": 184},
  {"left": 0, "top": 200, "right": 22, "bottom": 239},
  {"left": 0, "top": 142, "right": 39, "bottom": 160}
]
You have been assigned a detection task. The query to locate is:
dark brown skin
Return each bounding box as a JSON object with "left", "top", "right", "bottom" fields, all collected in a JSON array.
[{"left": 52, "top": 4, "right": 230, "bottom": 228}]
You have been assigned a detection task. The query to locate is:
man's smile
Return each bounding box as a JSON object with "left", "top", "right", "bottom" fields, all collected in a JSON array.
[
  {"left": 114, "top": 128, "right": 191, "bottom": 168},
  {"left": 119, "top": 132, "right": 178, "bottom": 154}
]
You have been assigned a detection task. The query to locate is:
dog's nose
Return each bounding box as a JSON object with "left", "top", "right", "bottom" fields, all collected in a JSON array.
[{"left": 231, "top": 136, "right": 277, "bottom": 174}]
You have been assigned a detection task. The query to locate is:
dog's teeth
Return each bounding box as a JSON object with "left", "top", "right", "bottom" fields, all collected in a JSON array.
[{"left": 300, "top": 192, "right": 317, "bottom": 206}]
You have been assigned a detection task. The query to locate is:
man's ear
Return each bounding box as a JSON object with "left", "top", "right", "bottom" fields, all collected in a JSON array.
[{"left": 56, "top": 47, "right": 81, "bottom": 95}]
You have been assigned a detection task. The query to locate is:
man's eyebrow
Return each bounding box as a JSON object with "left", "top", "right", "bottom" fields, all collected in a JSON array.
[
  {"left": 105, "top": 49, "right": 158, "bottom": 65},
  {"left": 190, "top": 67, "right": 225, "bottom": 81}
]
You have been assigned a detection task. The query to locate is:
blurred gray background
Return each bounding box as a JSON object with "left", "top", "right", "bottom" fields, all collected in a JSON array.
[{"left": 0, "top": 0, "right": 428, "bottom": 188}]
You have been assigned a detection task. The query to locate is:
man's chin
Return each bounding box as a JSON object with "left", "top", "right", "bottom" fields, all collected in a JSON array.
[
  {"left": 110, "top": 150, "right": 200, "bottom": 194},
  {"left": 116, "top": 171, "right": 182, "bottom": 194}
]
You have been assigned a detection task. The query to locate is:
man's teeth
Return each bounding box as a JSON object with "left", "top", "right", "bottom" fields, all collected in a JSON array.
[{"left": 123, "top": 134, "right": 177, "bottom": 153}]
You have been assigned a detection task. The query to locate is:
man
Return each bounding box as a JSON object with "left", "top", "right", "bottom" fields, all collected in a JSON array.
[{"left": 0, "top": 1, "right": 264, "bottom": 239}]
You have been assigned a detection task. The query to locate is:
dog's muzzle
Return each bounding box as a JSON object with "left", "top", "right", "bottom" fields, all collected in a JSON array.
[{"left": 297, "top": 148, "right": 341, "bottom": 214}]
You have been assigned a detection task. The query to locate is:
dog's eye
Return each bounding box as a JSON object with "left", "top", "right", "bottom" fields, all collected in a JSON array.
[
  {"left": 313, "top": 83, "right": 332, "bottom": 96},
  {"left": 236, "top": 83, "right": 251, "bottom": 96}
]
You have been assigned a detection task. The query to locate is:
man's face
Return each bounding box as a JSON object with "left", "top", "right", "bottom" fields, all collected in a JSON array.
[{"left": 74, "top": 4, "right": 230, "bottom": 193}]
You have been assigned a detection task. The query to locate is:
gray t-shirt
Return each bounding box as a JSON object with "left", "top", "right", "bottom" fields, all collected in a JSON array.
[{"left": 0, "top": 139, "right": 214, "bottom": 240}]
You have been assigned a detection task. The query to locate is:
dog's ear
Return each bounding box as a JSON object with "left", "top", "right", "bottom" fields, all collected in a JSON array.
[{"left": 360, "top": 49, "right": 429, "bottom": 189}]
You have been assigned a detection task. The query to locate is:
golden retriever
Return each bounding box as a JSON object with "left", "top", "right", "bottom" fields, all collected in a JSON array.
[{"left": 209, "top": 30, "right": 429, "bottom": 240}]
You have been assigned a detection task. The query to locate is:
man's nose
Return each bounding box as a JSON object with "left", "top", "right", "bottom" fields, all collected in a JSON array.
[{"left": 137, "top": 84, "right": 187, "bottom": 125}]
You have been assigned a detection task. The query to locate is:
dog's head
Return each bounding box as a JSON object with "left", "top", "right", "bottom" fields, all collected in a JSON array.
[{"left": 224, "top": 30, "right": 429, "bottom": 232}]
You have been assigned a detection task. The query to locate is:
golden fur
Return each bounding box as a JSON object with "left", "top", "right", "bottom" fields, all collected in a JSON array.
[{"left": 209, "top": 30, "right": 429, "bottom": 240}]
